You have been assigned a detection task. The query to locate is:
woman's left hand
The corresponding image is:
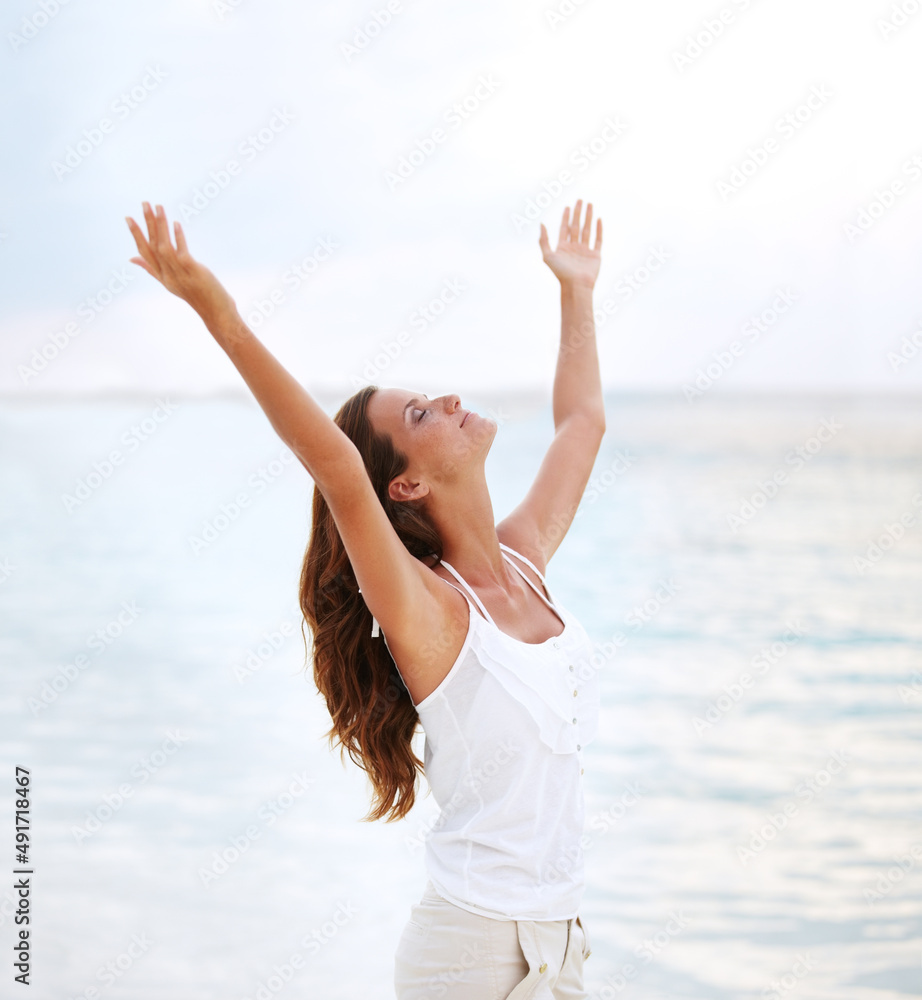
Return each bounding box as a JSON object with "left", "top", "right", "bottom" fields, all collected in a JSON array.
[{"left": 539, "top": 199, "right": 602, "bottom": 289}]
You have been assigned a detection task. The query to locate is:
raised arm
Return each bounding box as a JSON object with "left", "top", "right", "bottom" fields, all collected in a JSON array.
[
  {"left": 497, "top": 200, "right": 607, "bottom": 566},
  {"left": 126, "top": 202, "right": 355, "bottom": 485},
  {"left": 126, "top": 203, "right": 452, "bottom": 674},
  {"left": 542, "top": 199, "right": 606, "bottom": 430}
]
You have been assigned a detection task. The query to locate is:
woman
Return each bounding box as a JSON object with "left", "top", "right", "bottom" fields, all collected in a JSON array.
[{"left": 126, "top": 198, "right": 605, "bottom": 998}]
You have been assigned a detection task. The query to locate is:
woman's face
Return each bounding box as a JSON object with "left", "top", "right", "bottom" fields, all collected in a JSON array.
[{"left": 366, "top": 387, "right": 495, "bottom": 498}]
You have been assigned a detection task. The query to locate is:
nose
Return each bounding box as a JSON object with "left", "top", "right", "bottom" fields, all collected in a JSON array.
[{"left": 443, "top": 394, "right": 461, "bottom": 413}]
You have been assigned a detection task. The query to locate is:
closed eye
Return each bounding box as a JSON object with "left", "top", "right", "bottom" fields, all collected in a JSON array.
[{"left": 415, "top": 409, "right": 426, "bottom": 422}]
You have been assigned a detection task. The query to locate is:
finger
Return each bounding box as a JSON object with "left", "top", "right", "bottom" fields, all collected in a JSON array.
[
  {"left": 154, "top": 204, "right": 173, "bottom": 254},
  {"left": 595, "top": 217, "right": 602, "bottom": 251},
  {"left": 126, "top": 215, "right": 145, "bottom": 245},
  {"left": 538, "top": 223, "right": 550, "bottom": 257},
  {"left": 558, "top": 206, "right": 570, "bottom": 247},
  {"left": 126, "top": 216, "right": 158, "bottom": 271},
  {"left": 174, "top": 220, "right": 189, "bottom": 256},
  {"left": 126, "top": 215, "right": 152, "bottom": 254},
  {"left": 129, "top": 255, "right": 156, "bottom": 277},
  {"left": 581, "top": 203, "right": 593, "bottom": 244},
  {"left": 569, "top": 199, "right": 582, "bottom": 242},
  {"left": 142, "top": 201, "right": 157, "bottom": 246}
]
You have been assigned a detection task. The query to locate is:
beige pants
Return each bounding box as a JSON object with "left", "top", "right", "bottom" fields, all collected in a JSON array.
[{"left": 394, "top": 881, "right": 591, "bottom": 999}]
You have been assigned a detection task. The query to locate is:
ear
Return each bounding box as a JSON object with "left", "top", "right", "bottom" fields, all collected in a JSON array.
[{"left": 388, "top": 476, "right": 430, "bottom": 503}]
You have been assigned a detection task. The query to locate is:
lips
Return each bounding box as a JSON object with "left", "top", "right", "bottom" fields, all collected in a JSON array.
[{"left": 461, "top": 410, "right": 471, "bottom": 427}]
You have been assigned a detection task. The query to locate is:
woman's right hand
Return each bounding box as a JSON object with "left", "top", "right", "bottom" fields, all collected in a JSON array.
[{"left": 126, "top": 202, "right": 237, "bottom": 323}]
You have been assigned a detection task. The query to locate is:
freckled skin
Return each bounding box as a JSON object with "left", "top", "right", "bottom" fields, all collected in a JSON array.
[{"left": 366, "top": 387, "right": 496, "bottom": 500}]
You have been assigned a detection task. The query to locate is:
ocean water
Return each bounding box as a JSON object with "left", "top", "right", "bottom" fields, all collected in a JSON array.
[{"left": 0, "top": 390, "right": 920, "bottom": 1000}]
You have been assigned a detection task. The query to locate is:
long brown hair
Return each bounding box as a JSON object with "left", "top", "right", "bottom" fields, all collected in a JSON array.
[{"left": 299, "top": 385, "right": 443, "bottom": 822}]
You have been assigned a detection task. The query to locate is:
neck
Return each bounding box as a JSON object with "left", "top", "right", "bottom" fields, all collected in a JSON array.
[{"left": 426, "top": 473, "right": 512, "bottom": 591}]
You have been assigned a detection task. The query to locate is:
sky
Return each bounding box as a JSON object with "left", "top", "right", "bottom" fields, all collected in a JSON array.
[{"left": 2, "top": 0, "right": 922, "bottom": 397}]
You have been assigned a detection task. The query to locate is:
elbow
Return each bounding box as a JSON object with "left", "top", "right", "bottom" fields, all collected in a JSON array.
[
  {"left": 590, "top": 404, "right": 606, "bottom": 437},
  {"left": 555, "top": 410, "right": 606, "bottom": 444},
  {"left": 573, "top": 411, "right": 606, "bottom": 440}
]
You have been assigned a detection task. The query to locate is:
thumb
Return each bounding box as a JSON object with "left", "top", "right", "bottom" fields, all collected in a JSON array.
[
  {"left": 130, "top": 256, "right": 156, "bottom": 278},
  {"left": 538, "top": 223, "right": 550, "bottom": 257}
]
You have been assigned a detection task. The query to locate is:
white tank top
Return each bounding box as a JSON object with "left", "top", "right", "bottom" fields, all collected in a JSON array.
[{"left": 381, "top": 543, "right": 600, "bottom": 920}]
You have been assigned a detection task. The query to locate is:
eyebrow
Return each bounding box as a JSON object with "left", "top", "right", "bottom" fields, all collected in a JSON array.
[{"left": 403, "top": 393, "right": 429, "bottom": 422}]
